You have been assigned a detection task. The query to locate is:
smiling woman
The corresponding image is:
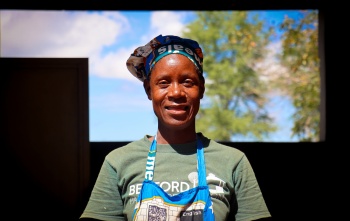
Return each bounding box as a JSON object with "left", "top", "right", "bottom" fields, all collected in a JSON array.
[
  {"left": 79, "top": 34, "right": 272, "bottom": 221},
  {"left": 0, "top": 9, "right": 320, "bottom": 142}
]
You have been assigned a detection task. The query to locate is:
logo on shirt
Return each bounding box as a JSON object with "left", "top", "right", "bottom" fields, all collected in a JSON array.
[{"left": 128, "top": 172, "right": 227, "bottom": 199}]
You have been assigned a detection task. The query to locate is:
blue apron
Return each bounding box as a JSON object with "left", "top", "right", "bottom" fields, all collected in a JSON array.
[{"left": 132, "top": 135, "right": 215, "bottom": 221}]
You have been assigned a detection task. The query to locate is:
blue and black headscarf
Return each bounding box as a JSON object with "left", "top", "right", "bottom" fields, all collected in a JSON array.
[{"left": 126, "top": 34, "right": 204, "bottom": 82}]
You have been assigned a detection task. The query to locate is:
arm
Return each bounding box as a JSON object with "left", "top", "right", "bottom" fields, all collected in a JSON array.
[
  {"left": 232, "top": 155, "right": 272, "bottom": 221},
  {"left": 80, "top": 159, "right": 125, "bottom": 220}
]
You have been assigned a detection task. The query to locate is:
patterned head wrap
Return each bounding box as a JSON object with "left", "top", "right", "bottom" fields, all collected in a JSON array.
[{"left": 126, "top": 34, "right": 204, "bottom": 82}]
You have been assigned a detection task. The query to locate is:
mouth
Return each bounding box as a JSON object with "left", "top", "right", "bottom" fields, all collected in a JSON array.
[{"left": 165, "top": 105, "right": 189, "bottom": 111}]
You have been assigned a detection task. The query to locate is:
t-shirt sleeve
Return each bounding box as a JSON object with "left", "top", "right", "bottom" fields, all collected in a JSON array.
[
  {"left": 80, "top": 159, "right": 125, "bottom": 221},
  {"left": 233, "top": 155, "right": 271, "bottom": 221}
]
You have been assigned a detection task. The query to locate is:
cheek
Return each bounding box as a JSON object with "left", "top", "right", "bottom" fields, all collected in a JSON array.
[
  {"left": 150, "top": 89, "right": 165, "bottom": 103},
  {"left": 193, "top": 99, "right": 201, "bottom": 111}
]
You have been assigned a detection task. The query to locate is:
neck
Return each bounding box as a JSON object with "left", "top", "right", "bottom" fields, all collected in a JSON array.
[{"left": 155, "top": 126, "right": 197, "bottom": 145}]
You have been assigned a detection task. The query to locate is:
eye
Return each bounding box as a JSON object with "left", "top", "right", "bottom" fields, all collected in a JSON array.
[
  {"left": 183, "top": 79, "right": 194, "bottom": 87},
  {"left": 157, "top": 80, "right": 169, "bottom": 88}
]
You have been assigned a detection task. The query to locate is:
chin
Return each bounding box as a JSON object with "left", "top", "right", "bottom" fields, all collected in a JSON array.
[{"left": 162, "top": 119, "right": 195, "bottom": 129}]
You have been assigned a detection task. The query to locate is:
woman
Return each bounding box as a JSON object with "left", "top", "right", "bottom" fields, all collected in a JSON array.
[{"left": 80, "top": 34, "right": 271, "bottom": 221}]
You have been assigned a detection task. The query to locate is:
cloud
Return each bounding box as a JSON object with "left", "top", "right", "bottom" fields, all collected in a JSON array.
[
  {"left": 0, "top": 10, "right": 193, "bottom": 80},
  {"left": 139, "top": 11, "right": 193, "bottom": 44},
  {"left": 150, "top": 11, "right": 189, "bottom": 36},
  {"left": 1, "top": 10, "right": 129, "bottom": 58},
  {"left": 91, "top": 47, "right": 140, "bottom": 81},
  {"left": 92, "top": 10, "right": 193, "bottom": 81}
]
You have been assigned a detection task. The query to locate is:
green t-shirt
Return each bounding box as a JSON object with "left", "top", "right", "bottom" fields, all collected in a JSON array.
[{"left": 80, "top": 133, "right": 271, "bottom": 221}]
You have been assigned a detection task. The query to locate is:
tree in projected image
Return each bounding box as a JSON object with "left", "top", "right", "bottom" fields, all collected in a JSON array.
[
  {"left": 277, "top": 10, "right": 320, "bottom": 141},
  {"left": 183, "top": 10, "right": 319, "bottom": 142},
  {"left": 183, "top": 11, "right": 277, "bottom": 142}
]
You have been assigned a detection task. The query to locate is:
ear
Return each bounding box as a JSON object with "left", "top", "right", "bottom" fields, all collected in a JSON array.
[
  {"left": 199, "top": 80, "right": 205, "bottom": 99},
  {"left": 143, "top": 79, "right": 152, "bottom": 100}
]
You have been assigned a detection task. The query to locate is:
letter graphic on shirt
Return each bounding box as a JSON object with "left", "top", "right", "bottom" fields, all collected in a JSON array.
[
  {"left": 207, "top": 173, "right": 227, "bottom": 200},
  {"left": 181, "top": 182, "right": 190, "bottom": 192},
  {"left": 159, "top": 182, "right": 171, "bottom": 192},
  {"left": 171, "top": 181, "right": 180, "bottom": 192},
  {"left": 188, "top": 172, "right": 198, "bottom": 188},
  {"left": 136, "top": 183, "right": 142, "bottom": 194},
  {"left": 129, "top": 185, "right": 135, "bottom": 195},
  {"left": 128, "top": 183, "right": 143, "bottom": 196}
]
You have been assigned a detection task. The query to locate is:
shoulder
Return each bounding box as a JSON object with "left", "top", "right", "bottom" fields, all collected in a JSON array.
[
  {"left": 199, "top": 132, "right": 245, "bottom": 158},
  {"left": 105, "top": 135, "right": 151, "bottom": 162}
]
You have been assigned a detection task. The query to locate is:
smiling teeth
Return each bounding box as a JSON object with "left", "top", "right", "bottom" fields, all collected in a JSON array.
[{"left": 167, "top": 106, "right": 187, "bottom": 110}]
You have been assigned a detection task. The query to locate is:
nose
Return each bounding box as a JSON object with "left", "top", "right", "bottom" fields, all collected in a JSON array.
[{"left": 168, "top": 83, "right": 184, "bottom": 98}]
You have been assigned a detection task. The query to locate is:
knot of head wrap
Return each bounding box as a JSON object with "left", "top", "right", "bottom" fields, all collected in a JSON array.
[{"left": 126, "top": 34, "right": 204, "bottom": 82}]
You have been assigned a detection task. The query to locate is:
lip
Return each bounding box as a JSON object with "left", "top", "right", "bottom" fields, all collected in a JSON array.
[{"left": 165, "top": 105, "right": 188, "bottom": 113}]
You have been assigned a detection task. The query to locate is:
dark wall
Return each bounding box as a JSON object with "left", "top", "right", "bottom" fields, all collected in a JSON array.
[{"left": 1, "top": 58, "right": 90, "bottom": 221}]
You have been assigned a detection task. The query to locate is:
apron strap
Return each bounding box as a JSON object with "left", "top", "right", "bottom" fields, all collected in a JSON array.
[
  {"left": 196, "top": 135, "right": 207, "bottom": 186},
  {"left": 145, "top": 135, "right": 157, "bottom": 181}
]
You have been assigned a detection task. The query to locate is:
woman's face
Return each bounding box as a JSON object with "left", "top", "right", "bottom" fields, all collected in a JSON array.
[{"left": 144, "top": 54, "right": 204, "bottom": 131}]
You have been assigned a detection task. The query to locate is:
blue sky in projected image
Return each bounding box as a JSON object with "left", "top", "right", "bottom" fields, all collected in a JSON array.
[{"left": 1, "top": 10, "right": 314, "bottom": 142}]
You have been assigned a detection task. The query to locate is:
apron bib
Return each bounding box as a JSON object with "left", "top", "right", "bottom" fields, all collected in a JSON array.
[{"left": 132, "top": 135, "right": 215, "bottom": 221}]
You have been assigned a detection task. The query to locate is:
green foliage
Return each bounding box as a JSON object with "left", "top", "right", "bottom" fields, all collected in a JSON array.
[
  {"left": 183, "top": 10, "right": 320, "bottom": 142},
  {"left": 278, "top": 10, "right": 320, "bottom": 141},
  {"left": 183, "top": 11, "right": 277, "bottom": 141}
]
